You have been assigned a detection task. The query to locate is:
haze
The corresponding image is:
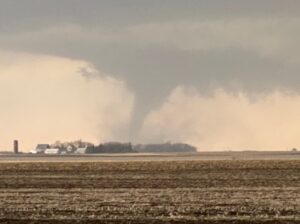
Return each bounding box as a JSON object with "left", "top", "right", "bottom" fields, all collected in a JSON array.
[{"left": 1, "top": 1, "right": 300, "bottom": 151}]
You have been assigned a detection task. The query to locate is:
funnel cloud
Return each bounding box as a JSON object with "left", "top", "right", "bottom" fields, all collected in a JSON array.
[{"left": 1, "top": 1, "right": 300, "bottom": 150}]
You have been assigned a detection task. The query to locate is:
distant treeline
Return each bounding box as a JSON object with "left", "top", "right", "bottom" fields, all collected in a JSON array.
[
  {"left": 51, "top": 140, "right": 197, "bottom": 153},
  {"left": 134, "top": 143, "right": 197, "bottom": 153},
  {"left": 87, "top": 142, "right": 133, "bottom": 154}
]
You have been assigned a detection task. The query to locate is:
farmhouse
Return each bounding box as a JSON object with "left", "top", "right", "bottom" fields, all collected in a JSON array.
[{"left": 30, "top": 144, "right": 50, "bottom": 154}]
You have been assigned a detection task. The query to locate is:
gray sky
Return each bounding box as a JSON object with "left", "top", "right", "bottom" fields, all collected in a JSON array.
[{"left": 1, "top": 1, "right": 300, "bottom": 150}]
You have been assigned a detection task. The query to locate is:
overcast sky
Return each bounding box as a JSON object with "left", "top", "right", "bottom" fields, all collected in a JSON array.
[{"left": 1, "top": 1, "right": 300, "bottom": 150}]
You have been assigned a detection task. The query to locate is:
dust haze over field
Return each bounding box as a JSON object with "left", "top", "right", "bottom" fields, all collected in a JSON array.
[
  {"left": 1, "top": 1, "right": 300, "bottom": 150},
  {"left": 0, "top": 52, "right": 135, "bottom": 150}
]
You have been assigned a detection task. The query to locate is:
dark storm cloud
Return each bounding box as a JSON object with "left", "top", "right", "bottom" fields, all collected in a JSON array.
[{"left": 1, "top": 0, "right": 300, "bottom": 31}]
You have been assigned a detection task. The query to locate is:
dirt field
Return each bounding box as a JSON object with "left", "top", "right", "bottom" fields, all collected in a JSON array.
[
  {"left": 0, "top": 160, "right": 300, "bottom": 223},
  {"left": 1, "top": 151, "right": 300, "bottom": 162}
]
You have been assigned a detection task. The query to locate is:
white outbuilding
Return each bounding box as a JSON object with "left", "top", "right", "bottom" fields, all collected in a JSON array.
[
  {"left": 75, "top": 147, "right": 88, "bottom": 154},
  {"left": 44, "top": 148, "right": 61, "bottom": 154}
]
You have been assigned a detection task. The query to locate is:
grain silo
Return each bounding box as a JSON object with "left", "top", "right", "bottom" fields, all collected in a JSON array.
[{"left": 13, "top": 140, "right": 18, "bottom": 154}]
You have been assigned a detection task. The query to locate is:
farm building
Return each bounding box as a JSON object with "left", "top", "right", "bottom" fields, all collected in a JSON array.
[
  {"left": 75, "top": 147, "right": 88, "bottom": 154},
  {"left": 44, "top": 148, "right": 61, "bottom": 154},
  {"left": 30, "top": 144, "right": 51, "bottom": 154}
]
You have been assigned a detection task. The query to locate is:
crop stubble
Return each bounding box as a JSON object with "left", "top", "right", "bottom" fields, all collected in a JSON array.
[{"left": 0, "top": 160, "right": 299, "bottom": 223}]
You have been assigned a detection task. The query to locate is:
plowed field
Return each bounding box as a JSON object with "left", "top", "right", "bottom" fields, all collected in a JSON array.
[{"left": 0, "top": 160, "right": 299, "bottom": 223}]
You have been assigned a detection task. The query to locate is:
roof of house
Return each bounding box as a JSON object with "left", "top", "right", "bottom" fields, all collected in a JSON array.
[{"left": 36, "top": 144, "right": 50, "bottom": 150}]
